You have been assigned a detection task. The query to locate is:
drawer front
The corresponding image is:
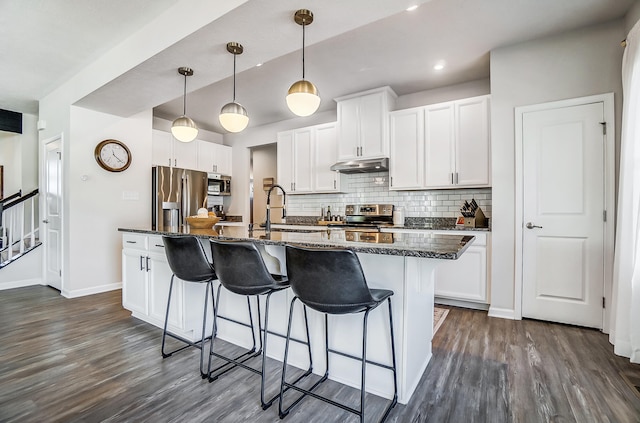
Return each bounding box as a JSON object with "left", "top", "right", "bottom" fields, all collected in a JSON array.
[
  {"left": 148, "top": 235, "right": 167, "bottom": 255},
  {"left": 122, "top": 233, "right": 147, "bottom": 250}
]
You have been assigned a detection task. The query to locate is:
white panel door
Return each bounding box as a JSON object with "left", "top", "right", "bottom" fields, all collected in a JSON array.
[
  {"left": 44, "top": 138, "right": 62, "bottom": 290},
  {"left": 522, "top": 102, "right": 604, "bottom": 328},
  {"left": 314, "top": 123, "right": 339, "bottom": 192},
  {"left": 424, "top": 103, "right": 455, "bottom": 188},
  {"left": 389, "top": 108, "right": 424, "bottom": 190}
]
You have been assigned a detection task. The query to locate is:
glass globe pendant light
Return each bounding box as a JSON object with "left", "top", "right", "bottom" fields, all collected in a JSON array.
[
  {"left": 219, "top": 42, "right": 249, "bottom": 133},
  {"left": 171, "top": 67, "right": 198, "bottom": 142},
  {"left": 286, "top": 9, "right": 321, "bottom": 117}
]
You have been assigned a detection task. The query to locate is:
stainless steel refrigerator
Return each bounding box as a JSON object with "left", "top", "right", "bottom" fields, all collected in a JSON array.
[{"left": 152, "top": 166, "right": 208, "bottom": 231}]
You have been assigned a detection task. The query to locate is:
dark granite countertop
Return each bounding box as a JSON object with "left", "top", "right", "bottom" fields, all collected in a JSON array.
[
  {"left": 280, "top": 216, "right": 490, "bottom": 232},
  {"left": 119, "top": 226, "right": 475, "bottom": 259}
]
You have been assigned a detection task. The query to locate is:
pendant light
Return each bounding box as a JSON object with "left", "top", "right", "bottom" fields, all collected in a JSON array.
[
  {"left": 219, "top": 42, "right": 249, "bottom": 133},
  {"left": 286, "top": 9, "right": 321, "bottom": 117},
  {"left": 171, "top": 67, "right": 198, "bottom": 142}
]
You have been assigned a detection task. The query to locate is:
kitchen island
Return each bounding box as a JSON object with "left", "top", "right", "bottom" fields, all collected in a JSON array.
[{"left": 119, "top": 226, "right": 474, "bottom": 404}]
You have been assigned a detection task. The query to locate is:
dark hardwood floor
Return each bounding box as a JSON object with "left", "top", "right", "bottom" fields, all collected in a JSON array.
[{"left": 1, "top": 286, "right": 639, "bottom": 422}]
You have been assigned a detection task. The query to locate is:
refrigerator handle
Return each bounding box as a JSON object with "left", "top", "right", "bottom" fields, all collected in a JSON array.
[{"left": 183, "top": 172, "right": 189, "bottom": 222}]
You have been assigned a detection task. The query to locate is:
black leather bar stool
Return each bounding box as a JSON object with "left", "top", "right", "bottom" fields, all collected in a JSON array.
[
  {"left": 161, "top": 235, "right": 217, "bottom": 378},
  {"left": 280, "top": 245, "right": 398, "bottom": 423},
  {"left": 209, "top": 239, "right": 313, "bottom": 410}
]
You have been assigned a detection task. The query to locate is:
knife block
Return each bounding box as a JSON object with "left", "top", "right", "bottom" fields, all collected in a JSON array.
[{"left": 464, "top": 207, "right": 487, "bottom": 228}]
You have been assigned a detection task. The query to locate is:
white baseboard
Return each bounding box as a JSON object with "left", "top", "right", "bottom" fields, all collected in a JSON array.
[
  {"left": 0, "top": 278, "right": 43, "bottom": 290},
  {"left": 435, "top": 297, "right": 489, "bottom": 311},
  {"left": 62, "top": 282, "right": 122, "bottom": 298},
  {"left": 488, "top": 306, "right": 518, "bottom": 320}
]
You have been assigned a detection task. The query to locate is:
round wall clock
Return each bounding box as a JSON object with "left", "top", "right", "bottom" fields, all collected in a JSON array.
[{"left": 94, "top": 139, "right": 132, "bottom": 172}]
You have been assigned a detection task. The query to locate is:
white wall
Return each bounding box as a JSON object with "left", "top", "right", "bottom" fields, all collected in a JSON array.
[
  {"left": 395, "top": 78, "right": 490, "bottom": 110},
  {"left": 66, "top": 107, "right": 153, "bottom": 297},
  {"left": 36, "top": 1, "right": 246, "bottom": 296},
  {"left": 489, "top": 19, "right": 625, "bottom": 317},
  {"left": 625, "top": 0, "right": 640, "bottom": 34}
]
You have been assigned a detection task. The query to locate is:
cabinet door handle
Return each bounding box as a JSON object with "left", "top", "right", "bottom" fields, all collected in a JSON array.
[
  {"left": 451, "top": 173, "right": 454, "bottom": 184},
  {"left": 390, "top": 176, "right": 393, "bottom": 187},
  {"left": 146, "top": 256, "right": 150, "bottom": 272},
  {"left": 139, "top": 256, "right": 144, "bottom": 271},
  {"left": 334, "top": 180, "right": 336, "bottom": 189},
  {"left": 155, "top": 244, "right": 164, "bottom": 248},
  {"left": 454, "top": 173, "right": 458, "bottom": 184},
  {"left": 214, "top": 164, "right": 217, "bottom": 172}
]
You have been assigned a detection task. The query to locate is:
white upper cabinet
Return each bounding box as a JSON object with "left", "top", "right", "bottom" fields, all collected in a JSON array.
[
  {"left": 314, "top": 123, "right": 344, "bottom": 192},
  {"left": 197, "top": 141, "right": 232, "bottom": 176},
  {"left": 424, "top": 103, "right": 456, "bottom": 188},
  {"left": 454, "top": 96, "right": 491, "bottom": 186},
  {"left": 292, "top": 128, "right": 313, "bottom": 193},
  {"left": 389, "top": 107, "right": 424, "bottom": 190},
  {"left": 152, "top": 129, "right": 198, "bottom": 170},
  {"left": 336, "top": 87, "right": 397, "bottom": 160},
  {"left": 389, "top": 95, "right": 491, "bottom": 190},
  {"left": 277, "top": 122, "right": 344, "bottom": 195}
]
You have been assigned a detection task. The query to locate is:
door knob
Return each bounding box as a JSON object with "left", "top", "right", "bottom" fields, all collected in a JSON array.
[{"left": 526, "top": 222, "right": 542, "bottom": 229}]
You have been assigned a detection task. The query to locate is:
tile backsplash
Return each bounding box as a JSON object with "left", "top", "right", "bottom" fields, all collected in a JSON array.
[{"left": 286, "top": 171, "right": 491, "bottom": 218}]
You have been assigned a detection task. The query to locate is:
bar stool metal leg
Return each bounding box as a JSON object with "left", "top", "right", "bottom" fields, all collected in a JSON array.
[
  {"left": 161, "top": 276, "right": 215, "bottom": 377},
  {"left": 278, "top": 297, "right": 398, "bottom": 422}
]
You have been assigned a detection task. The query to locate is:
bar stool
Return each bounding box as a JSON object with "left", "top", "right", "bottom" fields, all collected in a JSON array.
[
  {"left": 161, "top": 235, "right": 217, "bottom": 378},
  {"left": 208, "top": 239, "right": 313, "bottom": 410},
  {"left": 280, "top": 245, "right": 398, "bottom": 423}
]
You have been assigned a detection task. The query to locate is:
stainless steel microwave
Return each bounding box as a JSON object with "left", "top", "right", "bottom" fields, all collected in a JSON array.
[{"left": 207, "top": 173, "right": 231, "bottom": 196}]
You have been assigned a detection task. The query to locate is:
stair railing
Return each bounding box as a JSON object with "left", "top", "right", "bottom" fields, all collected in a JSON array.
[{"left": 0, "top": 189, "right": 39, "bottom": 265}]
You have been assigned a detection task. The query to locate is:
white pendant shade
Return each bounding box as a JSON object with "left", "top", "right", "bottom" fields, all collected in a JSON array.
[
  {"left": 219, "top": 101, "right": 249, "bottom": 133},
  {"left": 286, "top": 79, "right": 321, "bottom": 117},
  {"left": 171, "top": 115, "right": 198, "bottom": 142}
]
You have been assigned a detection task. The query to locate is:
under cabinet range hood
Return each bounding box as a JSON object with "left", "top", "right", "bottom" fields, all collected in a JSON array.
[{"left": 330, "top": 157, "right": 389, "bottom": 174}]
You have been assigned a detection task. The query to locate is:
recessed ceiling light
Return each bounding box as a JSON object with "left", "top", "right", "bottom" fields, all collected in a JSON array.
[
  {"left": 434, "top": 61, "right": 445, "bottom": 71},
  {"left": 406, "top": 5, "right": 419, "bottom": 11},
  {"left": 256, "top": 63, "right": 263, "bottom": 67}
]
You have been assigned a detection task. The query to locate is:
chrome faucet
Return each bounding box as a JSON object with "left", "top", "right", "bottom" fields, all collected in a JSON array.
[{"left": 265, "top": 184, "right": 286, "bottom": 232}]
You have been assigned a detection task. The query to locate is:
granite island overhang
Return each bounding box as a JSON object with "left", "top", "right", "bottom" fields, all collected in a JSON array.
[{"left": 119, "top": 226, "right": 475, "bottom": 404}]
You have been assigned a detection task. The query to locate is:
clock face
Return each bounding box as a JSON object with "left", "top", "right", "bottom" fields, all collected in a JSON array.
[{"left": 94, "top": 139, "right": 132, "bottom": 172}]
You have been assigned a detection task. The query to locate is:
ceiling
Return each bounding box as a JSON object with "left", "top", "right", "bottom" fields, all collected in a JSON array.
[{"left": 2, "top": 0, "right": 636, "bottom": 134}]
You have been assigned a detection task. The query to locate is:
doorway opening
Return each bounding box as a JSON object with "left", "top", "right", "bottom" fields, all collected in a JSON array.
[{"left": 249, "top": 143, "right": 279, "bottom": 227}]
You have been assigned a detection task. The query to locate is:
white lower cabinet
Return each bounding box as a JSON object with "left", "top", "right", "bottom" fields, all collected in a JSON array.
[
  {"left": 383, "top": 229, "right": 490, "bottom": 307},
  {"left": 122, "top": 233, "right": 210, "bottom": 341}
]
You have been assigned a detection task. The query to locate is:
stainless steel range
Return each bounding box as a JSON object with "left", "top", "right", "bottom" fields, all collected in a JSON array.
[
  {"left": 341, "top": 204, "right": 394, "bottom": 228},
  {"left": 329, "top": 204, "right": 395, "bottom": 243}
]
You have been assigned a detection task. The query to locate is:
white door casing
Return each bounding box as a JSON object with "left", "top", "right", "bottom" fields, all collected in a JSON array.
[
  {"left": 43, "top": 136, "right": 63, "bottom": 290},
  {"left": 515, "top": 94, "right": 615, "bottom": 329}
]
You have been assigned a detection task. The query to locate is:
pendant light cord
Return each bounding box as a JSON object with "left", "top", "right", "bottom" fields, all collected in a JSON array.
[
  {"left": 182, "top": 73, "right": 187, "bottom": 115},
  {"left": 302, "top": 22, "right": 306, "bottom": 79},
  {"left": 233, "top": 53, "right": 237, "bottom": 102}
]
